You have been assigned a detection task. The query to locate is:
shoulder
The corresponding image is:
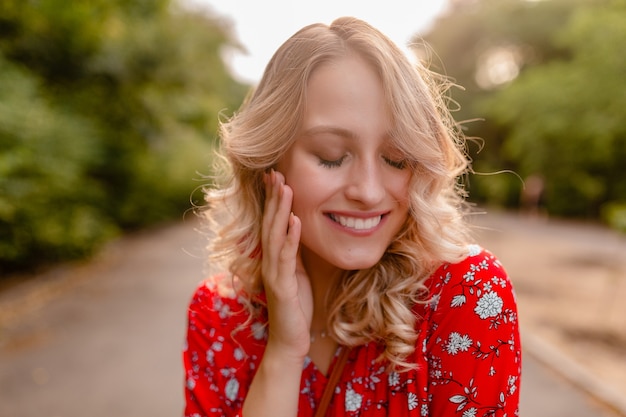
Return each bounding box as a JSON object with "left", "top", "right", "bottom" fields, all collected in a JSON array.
[
  {"left": 425, "top": 244, "right": 517, "bottom": 320},
  {"left": 187, "top": 273, "right": 267, "bottom": 343},
  {"left": 184, "top": 275, "right": 268, "bottom": 413},
  {"left": 189, "top": 273, "right": 241, "bottom": 317},
  {"left": 428, "top": 244, "right": 511, "bottom": 293},
  {"left": 418, "top": 249, "right": 522, "bottom": 416}
]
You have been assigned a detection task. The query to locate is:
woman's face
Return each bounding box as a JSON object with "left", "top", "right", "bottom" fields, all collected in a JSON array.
[{"left": 276, "top": 55, "right": 411, "bottom": 276}]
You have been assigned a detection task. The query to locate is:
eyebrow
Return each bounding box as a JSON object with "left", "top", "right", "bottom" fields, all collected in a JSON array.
[{"left": 299, "top": 125, "right": 358, "bottom": 141}]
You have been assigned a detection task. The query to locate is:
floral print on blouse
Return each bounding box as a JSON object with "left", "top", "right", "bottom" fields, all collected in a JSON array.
[{"left": 183, "top": 245, "right": 522, "bottom": 416}]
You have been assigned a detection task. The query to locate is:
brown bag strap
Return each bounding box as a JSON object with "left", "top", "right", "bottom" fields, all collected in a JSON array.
[{"left": 314, "top": 347, "right": 351, "bottom": 417}]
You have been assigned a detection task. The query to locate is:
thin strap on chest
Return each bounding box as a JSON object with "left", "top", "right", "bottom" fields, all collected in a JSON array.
[{"left": 314, "top": 346, "right": 351, "bottom": 417}]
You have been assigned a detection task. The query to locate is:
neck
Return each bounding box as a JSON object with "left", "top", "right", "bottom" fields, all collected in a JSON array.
[{"left": 300, "top": 249, "right": 344, "bottom": 332}]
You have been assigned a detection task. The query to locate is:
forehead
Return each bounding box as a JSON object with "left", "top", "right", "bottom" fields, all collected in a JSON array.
[{"left": 302, "top": 55, "right": 390, "bottom": 134}]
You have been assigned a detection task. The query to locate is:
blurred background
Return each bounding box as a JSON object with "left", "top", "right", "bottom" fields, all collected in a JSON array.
[{"left": 0, "top": 0, "right": 624, "bottom": 416}]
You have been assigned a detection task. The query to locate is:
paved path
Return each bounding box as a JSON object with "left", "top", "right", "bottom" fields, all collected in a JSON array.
[
  {"left": 0, "top": 212, "right": 624, "bottom": 417},
  {"left": 472, "top": 210, "right": 626, "bottom": 417}
]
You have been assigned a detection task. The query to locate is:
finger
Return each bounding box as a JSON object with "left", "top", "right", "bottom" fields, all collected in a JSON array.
[
  {"left": 262, "top": 171, "right": 294, "bottom": 287},
  {"left": 261, "top": 170, "right": 281, "bottom": 280},
  {"left": 262, "top": 170, "right": 284, "bottom": 260},
  {"left": 275, "top": 210, "right": 305, "bottom": 304},
  {"left": 266, "top": 185, "right": 294, "bottom": 283},
  {"left": 269, "top": 178, "right": 293, "bottom": 246},
  {"left": 262, "top": 170, "right": 280, "bottom": 242},
  {"left": 278, "top": 209, "right": 301, "bottom": 273},
  {"left": 274, "top": 186, "right": 300, "bottom": 282}
]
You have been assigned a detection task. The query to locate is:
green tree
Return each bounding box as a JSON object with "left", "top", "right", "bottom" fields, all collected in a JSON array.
[
  {"left": 0, "top": 0, "right": 248, "bottom": 273},
  {"left": 479, "top": 0, "right": 626, "bottom": 220},
  {"left": 0, "top": 55, "right": 116, "bottom": 268},
  {"left": 418, "top": 0, "right": 625, "bottom": 225}
]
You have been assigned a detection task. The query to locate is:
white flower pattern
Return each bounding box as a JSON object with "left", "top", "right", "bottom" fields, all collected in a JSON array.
[
  {"left": 388, "top": 371, "right": 400, "bottom": 386},
  {"left": 474, "top": 291, "right": 504, "bottom": 319},
  {"left": 345, "top": 386, "right": 363, "bottom": 412},
  {"left": 408, "top": 392, "right": 418, "bottom": 410},
  {"left": 183, "top": 247, "right": 522, "bottom": 416},
  {"left": 224, "top": 378, "right": 239, "bottom": 402},
  {"left": 463, "top": 407, "right": 477, "bottom": 417},
  {"left": 445, "top": 332, "right": 473, "bottom": 355}
]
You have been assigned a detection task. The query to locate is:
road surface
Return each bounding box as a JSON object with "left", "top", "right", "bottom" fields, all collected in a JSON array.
[{"left": 0, "top": 211, "right": 624, "bottom": 416}]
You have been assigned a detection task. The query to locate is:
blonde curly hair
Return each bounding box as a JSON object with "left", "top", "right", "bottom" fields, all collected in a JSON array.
[{"left": 202, "top": 16, "right": 472, "bottom": 371}]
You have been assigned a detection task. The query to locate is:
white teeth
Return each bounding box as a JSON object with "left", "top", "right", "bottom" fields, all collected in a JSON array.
[{"left": 330, "top": 214, "right": 382, "bottom": 230}]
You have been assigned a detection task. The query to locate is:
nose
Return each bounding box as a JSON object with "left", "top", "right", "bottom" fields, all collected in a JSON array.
[{"left": 344, "top": 159, "right": 386, "bottom": 206}]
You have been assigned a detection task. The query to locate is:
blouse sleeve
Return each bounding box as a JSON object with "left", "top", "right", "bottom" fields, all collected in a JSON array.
[
  {"left": 424, "top": 246, "right": 522, "bottom": 416},
  {"left": 183, "top": 280, "right": 263, "bottom": 417}
]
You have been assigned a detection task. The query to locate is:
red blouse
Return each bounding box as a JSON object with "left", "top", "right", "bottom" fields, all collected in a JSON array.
[{"left": 183, "top": 245, "right": 521, "bottom": 416}]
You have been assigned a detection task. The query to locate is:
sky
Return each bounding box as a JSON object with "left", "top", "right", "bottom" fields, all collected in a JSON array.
[{"left": 184, "top": 0, "right": 451, "bottom": 84}]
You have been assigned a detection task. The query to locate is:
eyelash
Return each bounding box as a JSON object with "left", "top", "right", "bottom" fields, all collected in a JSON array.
[
  {"left": 318, "top": 156, "right": 407, "bottom": 169},
  {"left": 383, "top": 157, "right": 407, "bottom": 170},
  {"left": 318, "top": 156, "right": 346, "bottom": 168}
]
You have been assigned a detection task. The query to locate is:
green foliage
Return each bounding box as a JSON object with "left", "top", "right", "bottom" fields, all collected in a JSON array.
[
  {"left": 602, "top": 203, "right": 626, "bottom": 233},
  {"left": 0, "top": 56, "right": 117, "bottom": 268},
  {"left": 0, "top": 0, "right": 248, "bottom": 273},
  {"left": 480, "top": 0, "right": 626, "bottom": 218},
  {"left": 419, "top": 0, "right": 626, "bottom": 225}
]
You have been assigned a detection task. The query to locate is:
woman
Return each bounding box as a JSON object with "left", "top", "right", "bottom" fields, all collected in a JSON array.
[{"left": 184, "top": 17, "right": 521, "bottom": 417}]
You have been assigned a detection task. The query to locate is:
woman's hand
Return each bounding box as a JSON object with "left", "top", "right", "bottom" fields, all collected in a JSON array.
[
  {"left": 243, "top": 169, "right": 312, "bottom": 416},
  {"left": 261, "top": 169, "right": 313, "bottom": 361}
]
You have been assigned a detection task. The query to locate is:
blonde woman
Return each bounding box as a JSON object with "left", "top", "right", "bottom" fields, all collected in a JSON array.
[{"left": 184, "top": 17, "right": 521, "bottom": 417}]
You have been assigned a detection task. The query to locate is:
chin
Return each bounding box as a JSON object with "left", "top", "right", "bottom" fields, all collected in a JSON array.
[{"left": 334, "top": 253, "right": 384, "bottom": 271}]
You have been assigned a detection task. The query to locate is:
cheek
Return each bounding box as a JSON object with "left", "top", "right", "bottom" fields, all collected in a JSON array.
[
  {"left": 282, "top": 163, "right": 327, "bottom": 212},
  {"left": 388, "top": 173, "right": 412, "bottom": 205},
  {"left": 399, "top": 187, "right": 412, "bottom": 208},
  {"left": 288, "top": 181, "right": 307, "bottom": 214},
  {"left": 288, "top": 174, "right": 329, "bottom": 215}
]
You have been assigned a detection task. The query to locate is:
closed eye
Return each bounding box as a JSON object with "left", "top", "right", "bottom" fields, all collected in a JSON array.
[
  {"left": 383, "top": 156, "right": 408, "bottom": 170},
  {"left": 319, "top": 156, "right": 346, "bottom": 168}
]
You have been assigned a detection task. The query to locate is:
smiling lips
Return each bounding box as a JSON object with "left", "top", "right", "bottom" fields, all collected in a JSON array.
[{"left": 328, "top": 213, "right": 383, "bottom": 231}]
